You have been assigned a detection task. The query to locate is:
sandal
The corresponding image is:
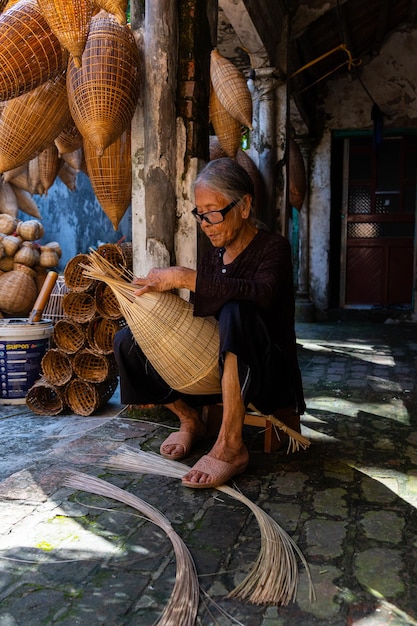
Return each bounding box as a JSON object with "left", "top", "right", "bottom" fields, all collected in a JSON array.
[
  {"left": 160, "top": 430, "right": 204, "bottom": 460},
  {"left": 181, "top": 454, "right": 248, "bottom": 489}
]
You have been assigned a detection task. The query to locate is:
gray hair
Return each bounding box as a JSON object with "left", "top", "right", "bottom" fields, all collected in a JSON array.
[{"left": 193, "top": 157, "right": 255, "bottom": 204}]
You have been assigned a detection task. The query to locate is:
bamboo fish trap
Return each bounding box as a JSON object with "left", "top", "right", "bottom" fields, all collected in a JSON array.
[
  {"left": 82, "top": 250, "right": 222, "bottom": 395},
  {"left": 210, "top": 48, "right": 253, "bottom": 130},
  {"left": 67, "top": 12, "right": 141, "bottom": 155},
  {"left": 209, "top": 85, "right": 242, "bottom": 158},
  {"left": 0, "top": 0, "right": 68, "bottom": 100},
  {"left": 37, "top": 0, "right": 94, "bottom": 68}
]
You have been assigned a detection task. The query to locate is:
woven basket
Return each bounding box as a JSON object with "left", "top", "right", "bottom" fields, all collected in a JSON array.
[
  {"left": 209, "top": 87, "right": 241, "bottom": 159},
  {"left": 61, "top": 148, "right": 83, "bottom": 172},
  {"left": 28, "top": 155, "right": 44, "bottom": 195},
  {"left": 65, "top": 376, "right": 118, "bottom": 416},
  {"left": 41, "top": 348, "right": 73, "bottom": 386},
  {"left": 73, "top": 348, "right": 118, "bottom": 383},
  {"left": 0, "top": 180, "right": 19, "bottom": 217},
  {"left": 26, "top": 377, "right": 66, "bottom": 416},
  {"left": 0, "top": 0, "right": 68, "bottom": 100},
  {"left": 210, "top": 49, "right": 253, "bottom": 130},
  {"left": 38, "top": 145, "right": 61, "bottom": 194},
  {"left": 83, "top": 251, "right": 222, "bottom": 395},
  {"left": 94, "top": 0, "right": 127, "bottom": 25},
  {"left": 84, "top": 128, "right": 132, "bottom": 229},
  {"left": 53, "top": 318, "right": 86, "bottom": 353},
  {"left": 0, "top": 70, "right": 71, "bottom": 173},
  {"left": 94, "top": 282, "right": 123, "bottom": 320},
  {"left": 96, "top": 242, "right": 129, "bottom": 270},
  {"left": 86, "top": 316, "right": 125, "bottom": 354},
  {"left": 42, "top": 275, "right": 70, "bottom": 323},
  {"left": 62, "top": 291, "right": 96, "bottom": 323},
  {"left": 37, "top": 0, "right": 94, "bottom": 68},
  {"left": 0, "top": 0, "right": 9, "bottom": 12},
  {"left": 57, "top": 161, "right": 78, "bottom": 191},
  {"left": 54, "top": 118, "right": 84, "bottom": 155},
  {"left": 67, "top": 13, "right": 140, "bottom": 154},
  {"left": 64, "top": 253, "right": 96, "bottom": 292},
  {"left": 118, "top": 241, "right": 132, "bottom": 271},
  {"left": 0, "top": 263, "right": 37, "bottom": 315}
]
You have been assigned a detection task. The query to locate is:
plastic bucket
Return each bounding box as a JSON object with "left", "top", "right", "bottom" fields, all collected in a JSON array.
[{"left": 0, "top": 318, "right": 53, "bottom": 405}]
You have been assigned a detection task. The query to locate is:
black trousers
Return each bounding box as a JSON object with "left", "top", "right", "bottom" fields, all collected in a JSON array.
[{"left": 113, "top": 301, "right": 297, "bottom": 414}]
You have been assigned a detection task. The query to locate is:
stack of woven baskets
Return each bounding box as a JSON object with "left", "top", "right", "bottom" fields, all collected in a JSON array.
[
  {"left": 0, "top": 0, "right": 136, "bottom": 230},
  {"left": 26, "top": 242, "right": 131, "bottom": 417}
]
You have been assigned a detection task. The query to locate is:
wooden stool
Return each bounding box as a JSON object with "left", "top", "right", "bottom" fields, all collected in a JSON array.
[{"left": 201, "top": 403, "right": 290, "bottom": 453}]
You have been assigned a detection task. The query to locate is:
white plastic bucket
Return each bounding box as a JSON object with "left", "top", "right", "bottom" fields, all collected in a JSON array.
[{"left": 0, "top": 318, "right": 53, "bottom": 405}]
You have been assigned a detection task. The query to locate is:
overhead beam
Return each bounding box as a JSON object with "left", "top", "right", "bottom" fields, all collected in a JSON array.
[{"left": 219, "top": 0, "right": 270, "bottom": 68}]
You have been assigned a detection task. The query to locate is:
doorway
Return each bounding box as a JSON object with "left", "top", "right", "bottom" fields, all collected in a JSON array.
[{"left": 332, "top": 134, "right": 416, "bottom": 309}]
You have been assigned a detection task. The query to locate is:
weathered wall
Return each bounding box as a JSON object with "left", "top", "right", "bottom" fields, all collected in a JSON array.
[
  {"left": 307, "top": 27, "right": 417, "bottom": 315},
  {"left": 33, "top": 173, "right": 131, "bottom": 273}
]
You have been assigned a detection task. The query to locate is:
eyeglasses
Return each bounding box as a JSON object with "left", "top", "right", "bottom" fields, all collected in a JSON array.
[{"left": 191, "top": 198, "right": 240, "bottom": 225}]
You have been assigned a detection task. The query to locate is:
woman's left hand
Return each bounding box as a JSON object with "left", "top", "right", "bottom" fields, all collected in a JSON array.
[{"left": 133, "top": 267, "right": 196, "bottom": 296}]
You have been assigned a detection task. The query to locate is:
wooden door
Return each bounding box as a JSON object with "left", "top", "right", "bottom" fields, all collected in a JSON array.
[{"left": 340, "top": 136, "right": 416, "bottom": 307}]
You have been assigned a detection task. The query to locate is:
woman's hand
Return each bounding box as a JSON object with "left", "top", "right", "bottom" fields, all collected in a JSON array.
[{"left": 133, "top": 266, "right": 197, "bottom": 296}]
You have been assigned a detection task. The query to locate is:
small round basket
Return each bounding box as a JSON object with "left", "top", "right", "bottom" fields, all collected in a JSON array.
[
  {"left": 62, "top": 291, "right": 96, "bottom": 323},
  {"left": 41, "top": 348, "right": 73, "bottom": 386},
  {"left": 53, "top": 318, "right": 86, "bottom": 354},
  {"left": 65, "top": 376, "right": 118, "bottom": 416},
  {"left": 26, "top": 377, "right": 66, "bottom": 416},
  {"left": 95, "top": 282, "right": 123, "bottom": 320},
  {"left": 72, "top": 349, "right": 118, "bottom": 383},
  {"left": 86, "top": 316, "right": 125, "bottom": 354},
  {"left": 64, "top": 253, "right": 96, "bottom": 292}
]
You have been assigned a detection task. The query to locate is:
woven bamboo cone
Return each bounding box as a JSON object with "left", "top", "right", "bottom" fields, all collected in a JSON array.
[
  {"left": 83, "top": 127, "right": 132, "bottom": 229},
  {"left": 209, "top": 86, "right": 241, "bottom": 158},
  {"left": 37, "top": 0, "right": 94, "bottom": 68},
  {"left": 67, "top": 12, "right": 141, "bottom": 155},
  {"left": 210, "top": 48, "right": 253, "bottom": 129},
  {"left": 0, "top": 71, "right": 71, "bottom": 173},
  {"left": 10, "top": 185, "right": 42, "bottom": 219},
  {"left": 93, "top": 0, "right": 127, "bottom": 25},
  {"left": 82, "top": 250, "right": 222, "bottom": 395},
  {"left": 0, "top": 0, "right": 68, "bottom": 100},
  {"left": 38, "top": 145, "right": 61, "bottom": 194},
  {"left": 54, "top": 118, "right": 84, "bottom": 155},
  {"left": 26, "top": 377, "right": 66, "bottom": 416},
  {"left": 289, "top": 138, "right": 307, "bottom": 211}
]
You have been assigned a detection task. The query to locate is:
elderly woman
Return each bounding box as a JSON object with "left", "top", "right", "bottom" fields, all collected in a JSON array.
[{"left": 114, "top": 157, "right": 305, "bottom": 488}]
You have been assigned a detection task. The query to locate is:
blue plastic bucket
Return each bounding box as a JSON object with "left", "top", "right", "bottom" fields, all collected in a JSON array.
[{"left": 0, "top": 318, "right": 53, "bottom": 404}]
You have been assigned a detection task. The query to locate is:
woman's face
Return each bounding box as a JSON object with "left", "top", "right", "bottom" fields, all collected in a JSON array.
[{"left": 193, "top": 185, "right": 251, "bottom": 249}]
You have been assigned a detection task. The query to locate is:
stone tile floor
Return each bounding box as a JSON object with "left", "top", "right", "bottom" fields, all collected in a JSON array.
[{"left": 0, "top": 320, "right": 417, "bottom": 625}]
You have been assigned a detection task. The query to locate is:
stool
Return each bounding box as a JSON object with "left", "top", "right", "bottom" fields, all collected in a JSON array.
[{"left": 201, "top": 403, "right": 302, "bottom": 453}]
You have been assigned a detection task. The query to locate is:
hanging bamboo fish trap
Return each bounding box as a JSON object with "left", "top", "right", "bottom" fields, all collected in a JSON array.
[
  {"left": 0, "top": 0, "right": 9, "bottom": 12},
  {"left": 210, "top": 48, "right": 253, "bottom": 130},
  {"left": 67, "top": 13, "right": 141, "bottom": 155},
  {"left": 82, "top": 250, "right": 222, "bottom": 395},
  {"left": 289, "top": 137, "right": 307, "bottom": 211},
  {"left": 83, "top": 127, "right": 132, "bottom": 230},
  {"left": 209, "top": 86, "right": 242, "bottom": 159},
  {"left": 54, "top": 118, "right": 84, "bottom": 155},
  {"left": 37, "top": 0, "right": 94, "bottom": 68},
  {"left": 38, "top": 145, "right": 61, "bottom": 194},
  {"left": 0, "top": 0, "right": 68, "bottom": 101},
  {"left": 0, "top": 70, "right": 71, "bottom": 173},
  {"left": 93, "top": 0, "right": 127, "bottom": 25}
]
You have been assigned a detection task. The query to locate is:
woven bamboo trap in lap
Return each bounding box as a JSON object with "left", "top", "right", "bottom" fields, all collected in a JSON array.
[
  {"left": 0, "top": 0, "right": 68, "bottom": 100},
  {"left": 209, "top": 86, "right": 242, "bottom": 159},
  {"left": 67, "top": 13, "right": 141, "bottom": 154},
  {"left": 210, "top": 48, "right": 253, "bottom": 130},
  {"left": 0, "top": 70, "right": 71, "bottom": 173},
  {"left": 82, "top": 250, "right": 222, "bottom": 395},
  {"left": 83, "top": 127, "right": 132, "bottom": 229},
  {"left": 37, "top": 0, "right": 94, "bottom": 68}
]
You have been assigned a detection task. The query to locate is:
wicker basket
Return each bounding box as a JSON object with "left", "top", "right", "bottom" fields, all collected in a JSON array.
[
  {"left": 96, "top": 243, "right": 127, "bottom": 270},
  {"left": 94, "top": 0, "right": 127, "bottom": 25},
  {"left": 42, "top": 275, "right": 70, "bottom": 323},
  {"left": 67, "top": 13, "right": 140, "bottom": 154},
  {"left": 38, "top": 145, "right": 61, "bottom": 194},
  {"left": 289, "top": 138, "right": 307, "bottom": 211},
  {"left": 10, "top": 185, "right": 42, "bottom": 219},
  {"left": 86, "top": 315, "right": 125, "bottom": 354},
  {"left": 26, "top": 376, "right": 66, "bottom": 416},
  {"left": 53, "top": 318, "right": 86, "bottom": 353},
  {"left": 65, "top": 376, "right": 118, "bottom": 416},
  {"left": 72, "top": 348, "right": 118, "bottom": 383},
  {"left": 210, "top": 49, "right": 253, "bottom": 130},
  {"left": 94, "top": 282, "right": 123, "bottom": 320},
  {"left": 62, "top": 291, "right": 96, "bottom": 323},
  {"left": 37, "top": 0, "right": 94, "bottom": 68},
  {"left": 0, "top": 70, "right": 71, "bottom": 173},
  {"left": 84, "top": 128, "right": 132, "bottom": 229},
  {"left": 0, "top": 0, "right": 68, "bottom": 100},
  {"left": 209, "top": 86, "right": 241, "bottom": 159},
  {"left": 0, "top": 264, "right": 38, "bottom": 315},
  {"left": 63, "top": 253, "right": 96, "bottom": 292},
  {"left": 54, "top": 118, "right": 84, "bottom": 155},
  {"left": 41, "top": 348, "right": 73, "bottom": 386}
]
